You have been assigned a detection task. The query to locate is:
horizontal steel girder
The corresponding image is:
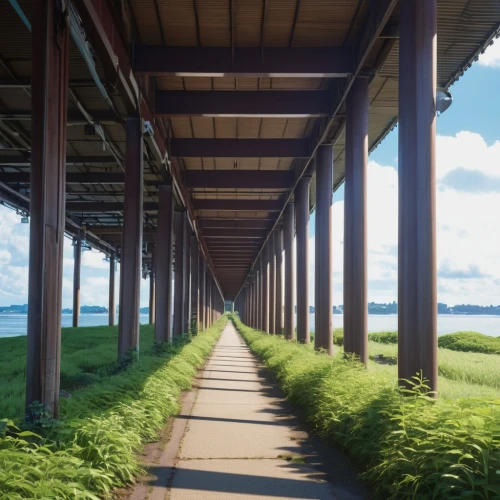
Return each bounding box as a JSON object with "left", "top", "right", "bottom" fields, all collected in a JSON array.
[
  {"left": 0, "top": 109, "right": 121, "bottom": 124},
  {"left": 66, "top": 201, "right": 157, "bottom": 212},
  {"left": 0, "top": 172, "right": 158, "bottom": 185},
  {"left": 170, "top": 139, "right": 310, "bottom": 158},
  {"left": 193, "top": 199, "right": 282, "bottom": 211},
  {"left": 134, "top": 46, "right": 354, "bottom": 77},
  {"left": 155, "top": 91, "right": 330, "bottom": 117},
  {"left": 0, "top": 155, "right": 118, "bottom": 166},
  {"left": 87, "top": 226, "right": 157, "bottom": 234},
  {"left": 184, "top": 170, "right": 293, "bottom": 189},
  {"left": 203, "top": 228, "right": 265, "bottom": 238},
  {"left": 200, "top": 218, "right": 273, "bottom": 229}
]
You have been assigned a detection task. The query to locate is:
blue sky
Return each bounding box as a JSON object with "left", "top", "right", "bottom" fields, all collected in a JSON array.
[{"left": 0, "top": 42, "right": 499, "bottom": 308}]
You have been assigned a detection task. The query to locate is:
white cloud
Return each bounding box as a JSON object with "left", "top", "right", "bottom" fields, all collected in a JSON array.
[
  {"left": 478, "top": 39, "right": 500, "bottom": 68},
  {"left": 305, "top": 131, "right": 500, "bottom": 307}
]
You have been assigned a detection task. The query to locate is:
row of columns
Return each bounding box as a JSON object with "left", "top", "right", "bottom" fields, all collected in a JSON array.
[
  {"left": 24, "top": 0, "right": 225, "bottom": 419},
  {"left": 236, "top": 0, "right": 438, "bottom": 393}
]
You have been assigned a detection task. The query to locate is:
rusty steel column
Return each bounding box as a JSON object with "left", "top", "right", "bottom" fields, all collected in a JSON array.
[
  {"left": 183, "top": 213, "right": 191, "bottom": 332},
  {"left": 200, "top": 260, "right": 206, "bottom": 330},
  {"left": 268, "top": 232, "right": 276, "bottom": 334},
  {"left": 149, "top": 246, "right": 156, "bottom": 325},
  {"left": 274, "top": 225, "right": 283, "bottom": 335},
  {"left": 398, "top": 0, "right": 438, "bottom": 394},
  {"left": 295, "top": 177, "right": 311, "bottom": 343},
  {"left": 283, "top": 202, "right": 295, "bottom": 340},
  {"left": 26, "top": 0, "right": 69, "bottom": 418},
  {"left": 190, "top": 236, "right": 199, "bottom": 332},
  {"left": 256, "top": 261, "right": 262, "bottom": 330},
  {"left": 262, "top": 243, "right": 269, "bottom": 332},
  {"left": 344, "top": 78, "right": 369, "bottom": 363},
  {"left": 315, "top": 146, "right": 334, "bottom": 354},
  {"left": 173, "top": 211, "right": 184, "bottom": 336},
  {"left": 155, "top": 185, "right": 174, "bottom": 342},
  {"left": 109, "top": 254, "right": 116, "bottom": 326},
  {"left": 207, "top": 276, "right": 212, "bottom": 327},
  {"left": 72, "top": 234, "right": 82, "bottom": 328},
  {"left": 118, "top": 117, "right": 144, "bottom": 358}
]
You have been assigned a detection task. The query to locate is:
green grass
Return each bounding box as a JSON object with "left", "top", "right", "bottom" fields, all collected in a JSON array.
[
  {"left": 0, "top": 316, "right": 228, "bottom": 499},
  {"left": 363, "top": 329, "right": 500, "bottom": 355},
  {"left": 232, "top": 314, "right": 500, "bottom": 499},
  {"left": 0, "top": 324, "right": 158, "bottom": 419}
]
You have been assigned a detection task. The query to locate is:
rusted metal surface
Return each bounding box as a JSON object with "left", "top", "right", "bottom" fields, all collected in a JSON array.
[
  {"left": 190, "top": 236, "right": 199, "bottom": 331},
  {"left": 109, "top": 254, "right": 116, "bottom": 326},
  {"left": 200, "top": 260, "right": 206, "bottom": 330},
  {"left": 171, "top": 138, "right": 310, "bottom": 158},
  {"left": 73, "top": 234, "right": 82, "bottom": 328},
  {"left": 134, "top": 46, "right": 353, "bottom": 77},
  {"left": 343, "top": 79, "right": 368, "bottom": 364},
  {"left": 274, "top": 226, "right": 283, "bottom": 335},
  {"left": 173, "top": 211, "right": 185, "bottom": 337},
  {"left": 315, "top": 146, "right": 333, "bottom": 355},
  {"left": 295, "top": 177, "right": 311, "bottom": 344},
  {"left": 262, "top": 243, "right": 269, "bottom": 333},
  {"left": 193, "top": 200, "right": 282, "bottom": 212},
  {"left": 184, "top": 170, "right": 294, "bottom": 189},
  {"left": 149, "top": 246, "right": 156, "bottom": 325},
  {"left": 26, "top": 0, "right": 69, "bottom": 419},
  {"left": 268, "top": 230, "right": 276, "bottom": 334},
  {"left": 155, "top": 90, "right": 331, "bottom": 117},
  {"left": 398, "top": 0, "right": 438, "bottom": 394},
  {"left": 183, "top": 213, "right": 192, "bottom": 333},
  {"left": 118, "top": 117, "right": 144, "bottom": 358},
  {"left": 283, "top": 202, "right": 295, "bottom": 340}
]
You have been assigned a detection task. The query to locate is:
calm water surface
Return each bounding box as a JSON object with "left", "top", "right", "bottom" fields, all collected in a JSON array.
[
  {"left": 0, "top": 313, "right": 498, "bottom": 339},
  {"left": 0, "top": 314, "right": 150, "bottom": 338}
]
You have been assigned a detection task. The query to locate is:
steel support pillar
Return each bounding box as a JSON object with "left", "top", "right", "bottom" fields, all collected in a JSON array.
[
  {"left": 295, "top": 177, "right": 311, "bottom": 343},
  {"left": 190, "top": 236, "right": 199, "bottom": 332},
  {"left": 315, "top": 146, "right": 334, "bottom": 354},
  {"left": 283, "top": 202, "right": 295, "bottom": 340},
  {"left": 200, "top": 260, "right": 206, "bottom": 330},
  {"left": 118, "top": 117, "right": 144, "bottom": 358},
  {"left": 207, "top": 276, "right": 212, "bottom": 327},
  {"left": 274, "top": 226, "right": 283, "bottom": 335},
  {"left": 262, "top": 244, "right": 269, "bottom": 332},
  {"left": 398, "top": 0, "right": 438, "bottom": 394},
  {"left": 155, "top": 185, "right": 174, "bottom": 342},
  {"left": 72, "top": 235, "right": 82, "bottom": 328},
  {"left": 109, "top": 255, "right": 116, "bottom": 326},
  {"left": 256, "top": 264, "right": 261, "bottom": 330},
  {"left": 344, "top": 78, "right": 369, "bottom": 363},
  {"left": 173, "top": 212, "right": 184, "bottom": 336},
  {"left": 268, "top": 232, "right": 276, "bottom": 334},
  {"left": 26, "top": 0, "right": 69, "bottom": 418},
  {"left": 149, "top": 246, "right": 156, "bottom": 325},
  {"left": 183, "top": 214, "right": 191, "bottom": 333}
]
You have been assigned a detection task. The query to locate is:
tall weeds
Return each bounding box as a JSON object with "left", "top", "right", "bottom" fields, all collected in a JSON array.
[
  {"left": 0, "top": 315, "right": 228, "bottom": 499},
  {"left": 231, "top": 314, "right": 500, "bottom": 499}
]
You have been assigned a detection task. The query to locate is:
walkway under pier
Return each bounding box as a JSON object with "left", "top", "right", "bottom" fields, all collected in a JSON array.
[{"left": 130, "top": 323, "right": 367, "bottom": 500}]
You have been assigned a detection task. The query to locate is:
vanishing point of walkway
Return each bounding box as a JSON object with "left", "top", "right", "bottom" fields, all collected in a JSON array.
[{"left": 131, "top": 323, "right": 368, "bottom": 500}]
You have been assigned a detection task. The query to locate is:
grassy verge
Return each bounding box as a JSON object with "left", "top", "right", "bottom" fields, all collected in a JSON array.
[
  {"left": 0, "top": 324, "right": 158, "bottom": 419},
  {"left": 231, "top": 314, "right": 500, "bottom": 499},
  {"left": 0, "top": 315, "right": 228, "bottom": 499}
]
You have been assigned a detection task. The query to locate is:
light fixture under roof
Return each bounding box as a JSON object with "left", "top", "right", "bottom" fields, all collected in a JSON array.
[{"left": 436, "top": 88, "right": 453, "bottom": 115}]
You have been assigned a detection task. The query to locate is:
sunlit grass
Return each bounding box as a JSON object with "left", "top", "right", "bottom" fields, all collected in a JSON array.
[
  {"left": 233, "top": 314, "right": 500, "bottom": 499},
  {"left": 0, "top": 316, "right": 228, "bottom": 499}
]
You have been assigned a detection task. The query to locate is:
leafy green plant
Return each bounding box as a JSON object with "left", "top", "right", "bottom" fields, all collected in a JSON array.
[
  {"left": 230, "top": 314, "right": 500, "bottom": 499},
  {"left": 0, "top": 315, "right": 228, "bottom": 499},
  {"left": 438, "top": 331, "right": 500, "bottom": 354},
  {"left": 368, "top": 331, "right": 398, "bottom": 344}
]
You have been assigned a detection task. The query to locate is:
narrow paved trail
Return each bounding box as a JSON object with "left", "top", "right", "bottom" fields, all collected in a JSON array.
[{"left": 130, "top": 322, "right": 368, "bottom": 500}]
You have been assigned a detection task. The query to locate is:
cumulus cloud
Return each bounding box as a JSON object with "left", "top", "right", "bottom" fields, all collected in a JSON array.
[
  {"left": 478, "top": 39, "right": 500, "bottom": 68},
  {"left": 304, "top": 130, "right": 500, "bottom": 307}
]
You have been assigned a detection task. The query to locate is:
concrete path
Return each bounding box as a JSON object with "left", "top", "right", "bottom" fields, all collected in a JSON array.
[{"left": 130, "top": 322, "right": 368, "bottom": 500}]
